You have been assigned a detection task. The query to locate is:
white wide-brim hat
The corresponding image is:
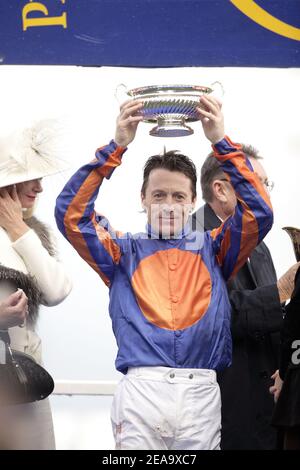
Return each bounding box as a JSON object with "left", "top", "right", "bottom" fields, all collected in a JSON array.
[{"left": 0, "top": 119, "right": 70, "bottom": 189}]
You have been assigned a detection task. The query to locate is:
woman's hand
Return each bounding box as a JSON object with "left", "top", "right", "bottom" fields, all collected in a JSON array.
[
  {"left": 269, "top": 369, "right": 283, "bottom": 403},
  {"left": 0, "top": 185, "right": 23, "bottom": 230},
  {"left": 0, "top": 289, "right": 28, "bottom": 329},
  {"left": 0, "top": 185, "right": 29, "bottom": 241}
]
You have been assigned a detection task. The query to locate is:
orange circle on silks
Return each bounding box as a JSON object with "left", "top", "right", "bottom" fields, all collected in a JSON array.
[{"left": 131, "top": 248, "right": 212, "bottom": 331}]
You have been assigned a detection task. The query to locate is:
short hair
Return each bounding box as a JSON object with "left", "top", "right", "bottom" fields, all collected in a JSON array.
[
  {"left": 141, "top": 150, "right": 197, "bottom": 200},
  {"left": 201, "top": 143, "right": 262, "bottom": 203}
]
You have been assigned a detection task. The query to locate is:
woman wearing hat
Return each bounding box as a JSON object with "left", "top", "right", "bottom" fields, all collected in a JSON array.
[{"left": 0, "top": 121, "right": 72, "bottom": 449}]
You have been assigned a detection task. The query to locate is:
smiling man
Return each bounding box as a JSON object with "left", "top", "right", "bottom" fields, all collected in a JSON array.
[
  {"left": 141, "top": 150, "right": 197, "bottom": 239},
  {"left": 55, "top": 96, "right": 273, "bottom": 450}
]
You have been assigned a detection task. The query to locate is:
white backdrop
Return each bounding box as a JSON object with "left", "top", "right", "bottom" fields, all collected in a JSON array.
[{"left": 0, "top": 65, "right": 299, "bottom": 448}]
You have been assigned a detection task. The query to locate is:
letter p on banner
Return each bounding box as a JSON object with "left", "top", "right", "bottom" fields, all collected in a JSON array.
[{"left": 22, "top": 2, "right": 67, "bottom": 31}]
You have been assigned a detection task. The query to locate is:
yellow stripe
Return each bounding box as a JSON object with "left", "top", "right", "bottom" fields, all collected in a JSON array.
[{"left": 230, "top": 0, "right": 300, "bottom": 41}]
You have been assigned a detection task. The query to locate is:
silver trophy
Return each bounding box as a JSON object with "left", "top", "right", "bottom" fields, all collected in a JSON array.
[{"left": 116, "top": 83, "right": 223, "bottom": 137}]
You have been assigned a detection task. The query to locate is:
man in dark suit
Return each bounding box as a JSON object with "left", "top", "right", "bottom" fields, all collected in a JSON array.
[{"left": 191, "top": 144, "right": 299, "bottom": 449}]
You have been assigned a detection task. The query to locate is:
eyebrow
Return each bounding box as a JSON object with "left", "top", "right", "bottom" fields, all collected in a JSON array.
[{"left": 151, "top": 190, "right": 188, "bottom": 196}]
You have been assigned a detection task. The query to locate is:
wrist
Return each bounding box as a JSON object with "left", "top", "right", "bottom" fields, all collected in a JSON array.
[
  {"left": 210, "top": 134, "right": 225, "bottom": 145},
  {"left": 114, "top": 136, "right": 129, "bottom": 148},
  {"left": 6, "top": 220, "right": 29, "bottom": 242}
]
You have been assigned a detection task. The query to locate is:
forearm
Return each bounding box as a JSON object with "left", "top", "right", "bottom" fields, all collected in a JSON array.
[
  {"left": 55, "top": 140, "right": 126, "bottom": 238},
  {"left": 12, "top": 230, "right": 72, "bottom": 306},
  {"left": 214, "top": 137, "right": 273, "bottom": 237},
  {"left": 4, "top": 220, "right": 30, "bottom": 242},
  {"left": 214, "top": 137, "right": 273, "bottom": 232},
  {"left": 211, "top": 136, "right": 273, "bottom": 279},
  {"left": 55, "top": 140, "right": 125, "bottom": 286}
]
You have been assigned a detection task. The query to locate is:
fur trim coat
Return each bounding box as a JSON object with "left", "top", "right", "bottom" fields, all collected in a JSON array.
[
  {"left": 0, "top": 216, "right": 72, "bottom": 450},
  {"left": 0, "top": 216, "right": 72, "bottom": 358}
]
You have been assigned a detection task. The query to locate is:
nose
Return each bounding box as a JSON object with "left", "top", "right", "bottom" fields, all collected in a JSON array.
[
  {"left": 165, "top": 194, "right": 175, "bottom": 209},
  {"left": 161, "top": 202, "right": 175, "bottom": 215},
  {"left": 33, "top": 179, "right": 43, "bottom": 193}
]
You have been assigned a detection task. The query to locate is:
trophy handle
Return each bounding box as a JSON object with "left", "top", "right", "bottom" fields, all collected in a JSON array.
[
  {"left": 210, "top": 81, "right": 224, "bottom": 98},
  {"left": 115, "top": 83, "right": 129, "bottom": 104}
]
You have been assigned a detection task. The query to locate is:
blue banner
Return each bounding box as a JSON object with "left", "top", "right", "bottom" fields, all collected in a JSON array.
[{"left": 0, "top": 1, "right": 299, "bottom": 67}]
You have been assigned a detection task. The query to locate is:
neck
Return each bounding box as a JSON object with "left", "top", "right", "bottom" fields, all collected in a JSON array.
[{"left": 146, "top": 222, "right": 191, "bottom": 239}]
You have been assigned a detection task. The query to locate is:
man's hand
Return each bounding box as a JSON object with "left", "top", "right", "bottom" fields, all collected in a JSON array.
[
  {"left": 0, "top": 290, "right": 28, "bottom": 329},
  {"left": 277, "top": 261, "right": 300, "bottom": 303},
  {"left": 196, "top": 95, "right": 225, "bottom": 144},
  {"left": 115, "top": 100, "right": 144, "bottom": 148},
  {"left": 269, "top": 369, "right": 283, "bottom": 403}
]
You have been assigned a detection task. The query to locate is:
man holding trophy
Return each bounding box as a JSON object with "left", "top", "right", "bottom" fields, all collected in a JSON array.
[{"left": 55, "top": 95, "right": 273, "bottom": 450}]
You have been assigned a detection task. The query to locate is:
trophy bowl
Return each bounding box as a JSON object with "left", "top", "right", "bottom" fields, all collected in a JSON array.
[{"left": 116, "top": 83, "right": 223, "bottom": 137}]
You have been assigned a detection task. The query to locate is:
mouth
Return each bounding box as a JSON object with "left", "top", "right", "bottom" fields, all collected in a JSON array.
[
  {"left": 25, "top": 195, "right": 36, "bottom": 200},
  {"left": 159, "top": 215, "right": 178, "bottom": 220},
  {"left": 160, "top": 218, "right": 177, "bottom": 223}
]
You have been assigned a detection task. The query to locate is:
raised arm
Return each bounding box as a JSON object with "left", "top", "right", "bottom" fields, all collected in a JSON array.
[
  {"left": 197, "top": 96, "right": 273, "bottom": 280},
  {"left": 0, "top": 186, "right": 72, "bottom": 306},
  {"left": 55, "top": 100, "right": 143, "bottom": 287}
]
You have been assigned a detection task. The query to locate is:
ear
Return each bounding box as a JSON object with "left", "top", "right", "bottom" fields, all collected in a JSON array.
[
  {"left": 211, "top": 180, "right": 228, "bottom": 203},
  {"left": 141, "top": 192, "right": 146, "bottom": 210},
  {"left": 190, "top": 196, "right": 197, "bottom": 212}
]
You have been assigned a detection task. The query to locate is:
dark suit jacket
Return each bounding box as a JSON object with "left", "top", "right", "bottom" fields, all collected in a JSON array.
[
  {"left": 280, "top": 267, "right": 300, "bottom": 379},
  {"left": 191, "top": 204, "right": 284, "bottom": 450},
  {"left": 272, "top": 267, "right": 300, "bottom": 428}
]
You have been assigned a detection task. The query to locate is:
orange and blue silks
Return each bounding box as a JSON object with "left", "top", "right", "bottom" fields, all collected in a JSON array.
[{"left": 55, "top": 137, "right": 273, "bottom": 373}]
